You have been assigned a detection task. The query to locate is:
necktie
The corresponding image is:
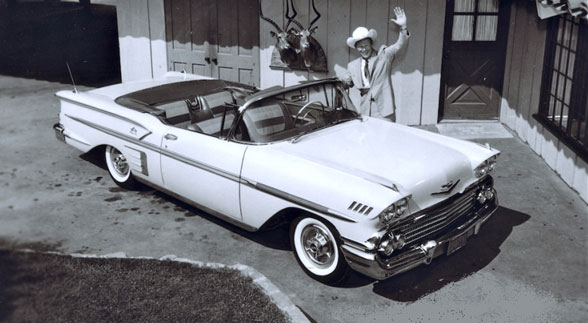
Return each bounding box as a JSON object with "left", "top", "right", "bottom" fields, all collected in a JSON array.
[{"left": 363, "top": 58, "right": 370, "bottom": 82}]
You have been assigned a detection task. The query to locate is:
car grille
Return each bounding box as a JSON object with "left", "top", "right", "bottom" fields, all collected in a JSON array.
[{"left": 401, "top": 187, "right": 478, "bottom": 246}]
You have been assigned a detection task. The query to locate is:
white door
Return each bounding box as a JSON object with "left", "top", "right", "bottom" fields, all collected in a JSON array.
[{"left": 160, "top": 127, "right": 246, "bottom": 219}]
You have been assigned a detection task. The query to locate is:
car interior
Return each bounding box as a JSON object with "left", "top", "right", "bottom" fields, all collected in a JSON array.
[
  {"left": 158, "top": 89, "right": 242, "bottom": 138},
  {"left": 157, "top": 82, "right": 356, "bottom": 144}
]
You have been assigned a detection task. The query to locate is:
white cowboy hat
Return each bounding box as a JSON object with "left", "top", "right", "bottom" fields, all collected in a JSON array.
[{"left": 346, "top": 27, "right": 378, "bottom": 48}]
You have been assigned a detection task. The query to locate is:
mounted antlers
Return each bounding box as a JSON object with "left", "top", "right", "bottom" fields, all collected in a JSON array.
[
  {"left": 259, "top": 2, "right": 300, "bottom": 66},
  {"left": 288, "top": 0, "right": 322, "bottom": 69},
  {"left": 260, "top": 0, "right": 325, "bottom": 71}
]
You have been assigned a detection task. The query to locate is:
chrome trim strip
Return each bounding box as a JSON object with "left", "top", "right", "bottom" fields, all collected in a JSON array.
[
  {"left": 67, "top": 115, "right": 240, "bottom": 183},
  {"left": 159, "top": 149, "right": 242, "bottom": 183},
  {"left": 67, "top": 115, "right": 352, "bottom": 222},
  {"left": 59, "top": 96, "right": 150, "bottom": 130},
  {"left": 340, "top": 236, "right": 370, "bottom": 252},
  {"left": 124, "top": 145, "right": 149, "bottom": 176},
  {"left": 65, "top": 135, "right": 91, "bottom": 146},
  {"left": 240, "top": 178, "right": 357, "bottom": 223},
  {"left": 134, "top": 177, "right": 258, "bottom": 232},
  {"left": 67, "top": 115, "right": 156, "bottom": 149}
]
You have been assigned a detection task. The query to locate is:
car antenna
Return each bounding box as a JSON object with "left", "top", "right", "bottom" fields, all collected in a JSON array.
[{"left": 66, "top": 61, "right": 79, "bottom": 94}]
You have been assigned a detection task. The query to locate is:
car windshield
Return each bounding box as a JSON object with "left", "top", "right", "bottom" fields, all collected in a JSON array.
[{"left": 236, "top": 81, "right": 360, "bottom": 143}]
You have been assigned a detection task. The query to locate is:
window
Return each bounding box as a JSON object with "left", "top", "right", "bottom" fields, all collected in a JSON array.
[
  {"left": 451, "top": 0, "right": 499, "bottom": 41},
  {"left": 536, "top": 15, "right": 588, "bottom": 161}
]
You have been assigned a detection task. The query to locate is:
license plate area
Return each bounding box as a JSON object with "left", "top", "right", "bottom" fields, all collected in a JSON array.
[{"left": 447, "top": 226, "right": 475, "bottom": 255}]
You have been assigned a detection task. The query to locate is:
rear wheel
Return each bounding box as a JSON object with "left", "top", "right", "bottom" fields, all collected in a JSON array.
[
  {"left": 290, "top": 216, "right": 348, "bottom": 285},
  {"left": 105, "top": 145, "right": 139, "bottom": 189}
]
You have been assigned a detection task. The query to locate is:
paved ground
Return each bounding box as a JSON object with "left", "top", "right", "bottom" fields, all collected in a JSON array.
[{"left": 0, "top": 75, "right": 587, "bottom": 323}]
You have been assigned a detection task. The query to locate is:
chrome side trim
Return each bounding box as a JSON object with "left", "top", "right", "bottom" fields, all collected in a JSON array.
[
  {"left": 240, "top": 178, "right": 357, "bottom": 223},
  {"left": 124, "top": 145, "right": 149, "bottom": 176},
  {"left": 160, "top": 149, "right": 242, "bottom": 183},
  {"left": 66, "top": 114, "right": 154, "bottom": 148},
  {"left": 67, "top": 115, "right": 241, "bottom": 183},
  {"left": 134, "top": 177, "right": 258, "bottom": 232},
  {"left": 59, "top": 96, "right": 151, "bottom": 130},
  {"left": 348, "top": 201, "right": 373, "bottom": 216},
  {"left": 340, "top": 236, "right": 370, "bottom": 252},
  {"left": 68, "top": 115, "right": 355, "bottom": 223}
]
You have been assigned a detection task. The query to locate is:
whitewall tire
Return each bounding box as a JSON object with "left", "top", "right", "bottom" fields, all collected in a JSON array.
[
  {"left": 105, "top": 145, "right": 139, "bottom": 190},
  {"left": 290, "top": 216, "right": 348, "bottom": 284}
]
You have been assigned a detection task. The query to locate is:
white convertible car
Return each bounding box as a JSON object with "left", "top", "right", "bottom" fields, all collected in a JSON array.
[{"left": 54, "top": 72, "right": 499, "bottom": 284}]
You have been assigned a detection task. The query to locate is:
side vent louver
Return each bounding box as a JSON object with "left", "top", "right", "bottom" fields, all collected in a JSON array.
[{"left": 348, "top": 201, "right": 374, "bottom": 216}]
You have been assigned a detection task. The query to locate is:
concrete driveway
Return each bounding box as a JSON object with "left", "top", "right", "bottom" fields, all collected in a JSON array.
[{"left": 1, "top": 76, "right": 586, "bottom": 323}]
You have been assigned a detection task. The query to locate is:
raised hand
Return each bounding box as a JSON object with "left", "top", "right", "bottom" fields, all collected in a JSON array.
[{"left": 390, "top": 7, "right": 407, "bottom": 28}]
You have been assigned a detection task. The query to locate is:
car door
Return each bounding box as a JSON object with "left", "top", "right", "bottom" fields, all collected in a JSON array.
[{"left": 159, "top": 126, "right": 246, "bottom": 220}]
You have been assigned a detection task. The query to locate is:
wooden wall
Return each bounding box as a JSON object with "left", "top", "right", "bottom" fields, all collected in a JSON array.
[
  {"left": 116, "top": 0, "right": 445, "bottom": 125},
  {"left": 115, "top": 0, "right": 586, "bottom": 201},
  {"left": 116, "top": 0, "right": 166, "bottom": 83},
  {"left": 259, "top": 0, "right": 446, "bottom": 125},
  {"left": 500, "top": 0, "right": 587, "bottom": 203}
]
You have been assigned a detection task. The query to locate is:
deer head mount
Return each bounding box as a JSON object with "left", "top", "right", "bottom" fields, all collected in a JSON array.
[
  {"left": 288, "top": 0, "right": 321, "bottom": 69},
  {"left": 261, "top": 0, "right": 327, "bottom": 72},
  {"left": 259, "top": 1, "right": 300, "bottom": 66}
]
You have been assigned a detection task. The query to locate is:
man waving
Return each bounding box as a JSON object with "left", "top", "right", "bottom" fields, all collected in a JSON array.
[{"left": 344, "top": 7, "right": 409, "bottom": 122}]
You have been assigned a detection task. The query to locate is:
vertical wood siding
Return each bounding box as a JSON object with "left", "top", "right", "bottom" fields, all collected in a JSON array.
[
  {"left": 259, "top": 0, "right": 445, "bottom": 125},
  {"left": 500, "top": 1, "right": 587, "bottom": 203}
]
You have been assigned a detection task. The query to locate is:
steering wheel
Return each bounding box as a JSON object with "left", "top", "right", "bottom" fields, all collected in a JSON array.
[{"left": 294, "top": 100, "right": 325, "bottom": 124}]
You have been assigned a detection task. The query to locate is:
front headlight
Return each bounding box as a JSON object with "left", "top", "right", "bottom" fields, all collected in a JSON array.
[
  {"left": 474, "top": 155, "right": 498, "bottom": 178},
  {"left": 377, "top": 231, "right": 407, "bottom": 256},
  {"left": 378, "top": 196, "right": 411, "bottom": 226},
  {"left": 477, "top": 179, "right": 497, "bottom": 204}
]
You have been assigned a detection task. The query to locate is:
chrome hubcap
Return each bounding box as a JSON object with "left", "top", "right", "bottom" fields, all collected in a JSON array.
[
  {"left": 301, "top": 225, "right": 334, "bottom": 268},
  {"left": 111, "top": 150, "right": 128, "bottom": 176}
]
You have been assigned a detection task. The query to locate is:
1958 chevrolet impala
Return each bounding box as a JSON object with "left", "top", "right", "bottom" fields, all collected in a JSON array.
[{"left": 54, "top": 72, "right": 499, "bottom": 284}]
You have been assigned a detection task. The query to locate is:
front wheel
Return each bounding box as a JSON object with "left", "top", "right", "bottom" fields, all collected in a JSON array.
[
  {"left": 105, "top": 145, "right": 139, "bottom": 190},
  {"left": 290, "top": 216, "right": 348, "bottom": 285}
]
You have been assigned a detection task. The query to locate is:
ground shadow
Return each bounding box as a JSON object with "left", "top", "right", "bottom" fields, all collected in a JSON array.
[
  {"left": 151, "top": 189, "right": 293, "bottom": 251},
  {"left": 78, "top": 150, "right": 530, "bottom": 295},
  {"left": 79, "top": 149, "right": 292, "bottom": 252},
  {"left": 370, "top": 206, "right": 530, "bottom": 302},
  {"left": 0, "top": 2, "right": 120, "bottom": 87}
]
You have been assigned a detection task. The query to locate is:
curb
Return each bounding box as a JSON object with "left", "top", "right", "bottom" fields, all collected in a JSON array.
[{"left": 18, "top": 250, "right": 310, "bottom": 323}]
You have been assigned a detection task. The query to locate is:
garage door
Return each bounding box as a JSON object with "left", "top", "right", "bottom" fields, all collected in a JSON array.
[{"left": 164, "top": 0, "right": 260, "bottom": 87}]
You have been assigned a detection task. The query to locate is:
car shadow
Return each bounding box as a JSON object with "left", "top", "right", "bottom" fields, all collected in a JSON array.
[
  {"left": 79, "top": 150, "right": 530, "bottom": 295},
  {"left": 151, "top": 189, "right": 293, "bottom": 251},
  {"left": 368, "top": 206, "right": 530, "bottom": 301},
  {"left": 79, "top": 149, "right": 293, "bottom": 251}
]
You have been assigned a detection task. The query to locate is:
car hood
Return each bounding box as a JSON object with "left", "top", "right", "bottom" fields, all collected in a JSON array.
[{"left": 271, "top": 118, "right": 498, "bottom": 209}]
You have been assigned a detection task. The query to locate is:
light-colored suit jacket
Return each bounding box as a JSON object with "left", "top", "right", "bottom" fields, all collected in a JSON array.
[{"left": 346, "top": 32, "right": 409, "bottom": 118}]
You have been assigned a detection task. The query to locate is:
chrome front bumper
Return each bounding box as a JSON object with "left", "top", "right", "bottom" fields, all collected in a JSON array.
[{"left": 341, "top": 200, "right": 498, "bottom": 280}]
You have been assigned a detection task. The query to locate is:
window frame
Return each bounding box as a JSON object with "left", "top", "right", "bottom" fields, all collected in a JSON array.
[
  {"left": 534, "top": 15, "right": 588, "bottom": 162},
  {"left": 451, "top": 0, "right": 500, "bottom": 42}
]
